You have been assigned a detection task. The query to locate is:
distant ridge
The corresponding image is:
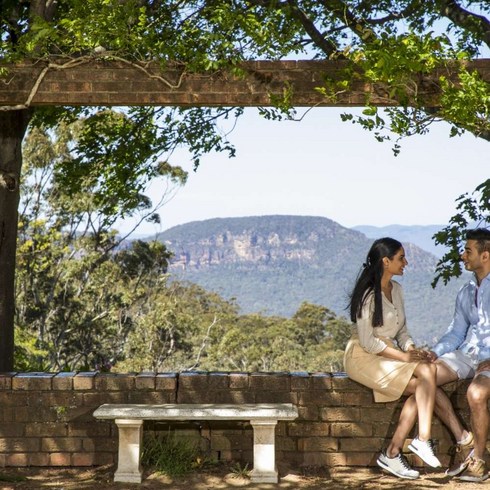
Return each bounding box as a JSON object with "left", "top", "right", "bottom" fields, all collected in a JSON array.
[
  {"left": 352, "top": 224, "right": 445, "bottom": 257},
  {"left": 156, "top": 215, "right": 464, "bottom": 344}
]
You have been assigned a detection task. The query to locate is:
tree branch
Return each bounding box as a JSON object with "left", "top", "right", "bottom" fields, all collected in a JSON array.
[{"left": 436, "top": 0, "right": 490, "bottom": 48}]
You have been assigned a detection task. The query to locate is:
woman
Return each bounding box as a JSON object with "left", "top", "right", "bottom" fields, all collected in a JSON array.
[{"left": 344, "top": 237, "right": 441, "bottom": 479}]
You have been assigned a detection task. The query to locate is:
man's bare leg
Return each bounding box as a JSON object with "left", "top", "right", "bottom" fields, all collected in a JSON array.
[
  {"left": 434, "top": 361, "right": 470, "bottom": 442},
  {"left": 467, "top": 375, "right": 490, "bottom": 460}
]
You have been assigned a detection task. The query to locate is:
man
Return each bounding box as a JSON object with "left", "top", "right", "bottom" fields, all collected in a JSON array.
[{"left": 430, "top": 228, "right": 490, "bottom": 482}]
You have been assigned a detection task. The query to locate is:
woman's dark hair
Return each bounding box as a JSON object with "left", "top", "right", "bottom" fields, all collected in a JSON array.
[{"left": 349, "top": 237, "right": 403, "bottom": 327}]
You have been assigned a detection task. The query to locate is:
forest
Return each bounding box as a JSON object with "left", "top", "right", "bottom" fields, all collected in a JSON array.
[
  {"left": 2, "top": 1, "right": 489, "bottom": 372},
  {"left": 15, "top": 120, "right": 351, "bottom": 373}
]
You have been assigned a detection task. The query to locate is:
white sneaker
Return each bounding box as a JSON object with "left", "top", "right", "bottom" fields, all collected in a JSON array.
[
  {"left": 377, "top": 451, "right": 420, "bottom": 479},
  {"left": 408, "top": 437, "right": 442, "bottom": 468}
]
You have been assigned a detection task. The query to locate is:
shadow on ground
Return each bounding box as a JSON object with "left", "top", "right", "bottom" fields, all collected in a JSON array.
[{"left": 0, "top": 464, "right": 486, "bottom": 489}]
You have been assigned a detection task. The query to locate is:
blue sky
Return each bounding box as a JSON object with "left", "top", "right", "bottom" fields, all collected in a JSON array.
[{"left": 117, "top": 107, "right": 489, "bottom": 237}]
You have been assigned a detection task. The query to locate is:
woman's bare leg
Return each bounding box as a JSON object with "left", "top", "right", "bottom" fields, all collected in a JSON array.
[
  {"left": 386, "top": 395, "right": 417, "bottom": 457},
  {"left": 410, "top": 361, "right": 437, "bottom": 440}
]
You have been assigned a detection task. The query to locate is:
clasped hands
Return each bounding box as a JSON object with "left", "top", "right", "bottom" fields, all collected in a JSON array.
[{"left": 406, "top": 347, "right": 437, "bottom": 363}]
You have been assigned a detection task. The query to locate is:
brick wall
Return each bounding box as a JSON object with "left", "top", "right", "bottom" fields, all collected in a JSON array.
[
  {"left": 0, "top": 371, "right": 474, "bottom": 469},
  {"left": 2, "top": 59, "right": 489, "bottom": 108}
]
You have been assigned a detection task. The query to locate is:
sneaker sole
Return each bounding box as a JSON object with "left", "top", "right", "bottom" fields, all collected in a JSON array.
[
  {"left": 458, "top": 474, "right": 489, "bottom": 482},
  {"left": 445, "top": 448, "right": 474, "bottom": 477},
  {"left": 445, "top": 464, "right": 468, "bottom": 477},
  {"left": 408, "top": 442, "right": 442, "bottom": 468},
  {"left": 376, "top": 458, "right": 419, "bottom": 480}
]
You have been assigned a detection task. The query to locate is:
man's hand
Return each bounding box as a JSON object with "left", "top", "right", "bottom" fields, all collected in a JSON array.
[
  {"left": 476, "top": 359, "right": 490, "bottom": 374},
  {"left": 407, "top": 349, "right": 432, "bottom": 362},
  {"left": 426, "top": 351, "right": 438, "bottom": 362}
]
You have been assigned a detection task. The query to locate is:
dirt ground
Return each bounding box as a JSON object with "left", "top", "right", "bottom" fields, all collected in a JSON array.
[{"left": 0, "top": 464, "right": 488, "bottom": 490}]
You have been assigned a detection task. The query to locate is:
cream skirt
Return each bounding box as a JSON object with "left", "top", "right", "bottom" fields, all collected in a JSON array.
[{"left": 343, "top": 335, "right": 419, "bottom": 403}]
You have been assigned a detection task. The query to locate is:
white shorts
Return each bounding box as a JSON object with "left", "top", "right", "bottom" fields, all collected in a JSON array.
[{"left": 438, "top": 350, "right": 490, "bottom": 380}]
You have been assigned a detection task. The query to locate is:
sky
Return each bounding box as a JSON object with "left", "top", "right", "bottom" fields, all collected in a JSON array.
[{"left": 117, "top": 107, "right": 489, "bottom": 237}]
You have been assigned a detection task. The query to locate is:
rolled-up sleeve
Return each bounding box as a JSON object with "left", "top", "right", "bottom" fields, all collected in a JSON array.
[
  {"left": 356, "top": 295, "right": 388, "bottom": 354},
  {"left": 432, "top": 286, "right": 471, "bottom": 357}
]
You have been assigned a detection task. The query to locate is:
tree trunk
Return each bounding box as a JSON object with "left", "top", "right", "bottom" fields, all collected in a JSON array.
[{"left": 0, "top": 110, "right": 31, "bottom": 372}]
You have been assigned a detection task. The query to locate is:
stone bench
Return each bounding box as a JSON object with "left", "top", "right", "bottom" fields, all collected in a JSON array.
[{"left": 93, "top": 403, "right": 298, "bottom": 484}]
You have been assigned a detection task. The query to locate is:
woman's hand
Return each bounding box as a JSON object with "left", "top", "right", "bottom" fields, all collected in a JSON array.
[
  {"left": 407, "top": 349, "right": 432, "bottom": 362},
  {"left": 379, "top": 346, "right": 431, "bottom": 363}
]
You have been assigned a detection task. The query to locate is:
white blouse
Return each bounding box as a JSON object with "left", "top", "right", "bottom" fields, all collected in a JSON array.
[{"left": 356, "top": 280, "right": 415, "bottom": 354}]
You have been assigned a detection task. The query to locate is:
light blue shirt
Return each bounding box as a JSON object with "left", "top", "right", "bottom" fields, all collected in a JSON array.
[{"left": 432, "top": 273, "right": 490, "bottom": 362}]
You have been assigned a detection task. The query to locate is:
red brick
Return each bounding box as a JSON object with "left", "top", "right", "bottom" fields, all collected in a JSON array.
[
  {"left": 25, "top": 423, "right": 68, "bottom": 437},
  {"left": 178, "top": 373, "right": 209, "bottom": 390},
  {"left": 288, "top": 422, "right": 330, "bottom": 437},
  {"left": 290, "top": 375, "right": 310, "bottom": 391},
  {"left": 298, "top": 406, "right": 319, "bottom": 421},
  {"left": 0, "top": 438, "right": 41, "bottom": 452},
  {"left": 298, "top": 391, "right": 342, "bottom": 406},
  {"left": 28, "top": 453, "right": 50, "bottom": 466},
  {"left": 52, "top": 373, "right": 75, "bottom": 391},
  {"left": 320, "top": 407, "right": 360, "bottom": 422},
  {"left": 155, "top": 374, "right": 177, "bottom": 391},
  {"left": 68, "top": 422, "right": 111, "bottom": 438},
  {"left": 82, "top": 437, "right": 117, "bottom": 452},
  {"left": 12, "top": 374, "right": 54, "bottom": 391},
  {"left": 72, "top": 453, "right": 95, "bottom": 466},
  {"left": 95, "top": 373, "right": 135, "bottom": 391},
  {"left": 298, "top": 437, "right": 338, "bottom": 452},
  {"left": 73, "top": 373, "right": 96, "bottom": 390},
  {"left": 49, "top": 452, "right": 72, "bottom": 466},
  {"left": 41, "top": 437, "right": 82, "bottom": 452},
  {"left": 255, "top": 391, "right": 296, "bottom": 404},
  {"left": 213, "top": 390, "right": 255, "bottom": 404},
  {"left": 93, "top": 452, "right": 115, "bottom": 465},
  {"left": 331, "top": 422, "right": 373, "bottom": 438},
  {"left": 82, "top": 392, "right": 128, "bottom": 406},
  {"left": 0, "top": 374, "right": 14, "bottom": 390},
  {"left": 6, "top": 453, "right": 29, "bottom": 466},
  {"left": 340, "top": 437, "right": 384, "bottom": 452},
  {"left": 310, "top": 374, "right": 332, "bottom": 390},
  {"left": 135, "top": 373, "right": 156, "bottom": 390},
  {"left": 228, "top": 373, "right": 249, "bottom": 389},
  {"left": 128, "top": 391, "right": 175, "bottom": 404},
  {"left": 0, "top": 423, "right": 24, "bottom": 437},
  {"left": 249, "top": 373, "right": 289, "bottom": 391}
]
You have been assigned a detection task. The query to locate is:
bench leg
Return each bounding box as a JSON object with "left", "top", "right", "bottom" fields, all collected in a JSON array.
[
  {"left": 114, "top": 419, "right": 143, "bottom": 483},
  {"left": 250, "top": 419, "right": 278, "bottom": 483}
]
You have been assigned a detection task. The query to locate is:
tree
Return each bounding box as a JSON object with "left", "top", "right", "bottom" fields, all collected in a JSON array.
[
  {"left": 1, "top": 1, "right": 489, "bottom": 370},
  {"left": 1, "top": 0, "right": 257, "bottom": 370}
]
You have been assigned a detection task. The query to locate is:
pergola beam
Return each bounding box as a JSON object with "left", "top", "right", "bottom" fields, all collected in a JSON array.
[{"left": 1, "top": 58, "right": 489, "bottom": 108}]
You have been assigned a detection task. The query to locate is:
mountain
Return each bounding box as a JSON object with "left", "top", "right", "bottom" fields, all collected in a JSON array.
[
  {"left": 352, "top": 224, "right": 445, "bottom": 257},
  {"left": 156, "top": 215, "right": 466, "bottom": 344}
]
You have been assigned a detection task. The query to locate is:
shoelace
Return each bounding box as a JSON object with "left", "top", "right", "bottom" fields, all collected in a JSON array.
[
  {"left": 425, "top": 439, "right": 436, "bottom": 456},
  {"left": 397, "top": 453, "right": 412, "bottom": 470}
]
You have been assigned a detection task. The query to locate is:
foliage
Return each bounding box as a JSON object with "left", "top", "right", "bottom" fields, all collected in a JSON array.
[
  {"left": 433, "top": 178, "right": 490, "bottom": 286},
  {"left": 156, "top": 215, "right": 464, "bottom": 345},
  {"left": 2, "top": 1, "right": 489, "bottom": 371},
  {"left": 141, "top": 431, "right": 204, "bottom": 477}
]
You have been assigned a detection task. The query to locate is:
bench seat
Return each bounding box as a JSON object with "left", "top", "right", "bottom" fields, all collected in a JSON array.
[{"left": 93, "top": 403, "right": 298, "bottom": 484}]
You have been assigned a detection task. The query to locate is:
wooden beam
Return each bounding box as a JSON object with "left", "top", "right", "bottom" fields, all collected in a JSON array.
[{"left": 0, "top": 58, "right": 489, "bottom": 108}]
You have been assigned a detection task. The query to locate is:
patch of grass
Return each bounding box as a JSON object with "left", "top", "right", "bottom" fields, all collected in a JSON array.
[
  {"left": 141, "top": 431, "right": 203, "bottom": 477},
  {"left": 0, "top": 473, "right": 28, "bottom": 482},
  {"left": 230, "top": 462, "right": 250, "bottom": 479}
]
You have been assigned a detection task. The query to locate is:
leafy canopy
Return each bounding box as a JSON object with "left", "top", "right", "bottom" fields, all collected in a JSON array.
[{"left": 3, "top": 0, "right": 490, "bottom": 286}]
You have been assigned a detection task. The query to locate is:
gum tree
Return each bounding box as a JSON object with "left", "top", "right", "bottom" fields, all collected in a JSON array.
[{"left": 1, "top": 1, "right": 489, "bottom": 370}]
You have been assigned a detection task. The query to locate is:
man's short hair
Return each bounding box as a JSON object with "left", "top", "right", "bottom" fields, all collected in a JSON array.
[{"left": 466, "top": 228, "right": 490, "bottom": 254}]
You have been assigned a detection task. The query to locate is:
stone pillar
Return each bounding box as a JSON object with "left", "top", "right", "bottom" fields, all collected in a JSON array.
[
  {"left": 250, "top": 419, "right": 278, "bottom": 483},
  {"left": 114, "top": 419, "right": 143, "bottom": 483}
]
